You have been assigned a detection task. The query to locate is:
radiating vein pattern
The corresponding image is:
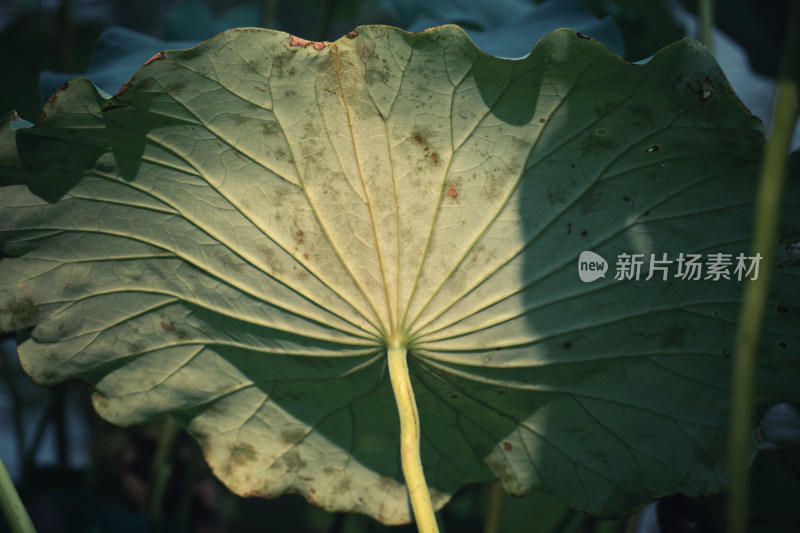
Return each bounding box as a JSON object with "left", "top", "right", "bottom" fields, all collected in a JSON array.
[{"left": 2, "top": 25, "right": 799, "bottom": 524}]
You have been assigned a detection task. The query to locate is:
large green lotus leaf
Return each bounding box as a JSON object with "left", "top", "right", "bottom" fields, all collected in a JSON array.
[{"left": 1, "top": 25, "right": 799, "bottom": 524}]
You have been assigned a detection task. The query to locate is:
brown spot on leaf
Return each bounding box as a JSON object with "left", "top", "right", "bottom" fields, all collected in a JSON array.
[
  {"left": 41, "top": 369, "right": 60, "bottom": 382},
  {"left": 115, "top": 81, "right": 134, "bottom": 97},
  {"left": 46, "top": 81, "right": 70, "bottom": 106},
  {"left": 503, "top": 442, "right": 512, "bottom": 451},
  {"left": 447, "top": 184, "right": 457, "bottom": 199},
  {"left": 5, "top": 296, "right": 40, "bottom": 328},
  {"left": 687, "top": 76, "right": 714, "bottom": 101},
  {"left": 289, "top": 35, "right": 325, "bottom": 50},
  {"left": 144, "top": 51, "right": 165, "bottom": 66},
  {"left": 243, "top": 491, "right": 272, "bottom": 498},
  {"left": 278, "top": 449, "right": 306, "bottom": 473},
  {"left": 230, "top": 443, "right": 257, "bottom": 465},
  {"left": 346, "top": 31, "right": 359, "bottom": 39},
  {"left": 658, "top": 321, "right": 696, "bottom": 349},
  {"left": 161, "top": 321, "right": 175, "bottom": 331},
  {"left": 279, "top": 427, "right": 306, "bottom": 446}
]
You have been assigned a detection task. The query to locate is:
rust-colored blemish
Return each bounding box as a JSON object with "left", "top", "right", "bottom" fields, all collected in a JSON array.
[
  {"left": 144, "top": 51, "right": 165, "bottom": 66},
  {"left": 447, "top": 184, "right": 457, "bottom": 199},
  {"left": 243, "top": 491, "right": 273, "bottom": 499},
  {"left": 414, "top": 135, "right": 423, "bottom": 143},
  {"left": 40, "top": 81, "right": 70, "bottom": 121},
  {"left": 160, "top": 321, "right": 175, "bottom": 331},
  {"left": 115, "top": 80, "right": 134, "bottom": 97},
  {"left": 296, "top": 229, "right": 305, "bottom": 244},
  {"left": 47, "top": 81, "right": 70, "bottom": 106},
  {"left": 429, "top": 153, "right": 438, "bottom": 161},
  {"left": 346, "top": 31, "right": 359, "bottom": 39},
  {"left": 254, "top": 86, "right": 267, "bottom": 93},
  {"left": 303, "top": 253, "right": 309, "bottom": 260},
  {"left": 290, "top": 35, "right": 325, "bottom": 50},
  {"left": 503, "top": 442, "right": 512, "bottom": 451}
]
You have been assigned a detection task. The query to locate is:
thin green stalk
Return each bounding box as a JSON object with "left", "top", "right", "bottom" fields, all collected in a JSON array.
[
  {"left": 148, "top": 417, "right": 181, "bottom": 531},
  {"left": 260, "top": 0, "right": 278, "bottom": 29},
  {"left": 699, "top": 0, "right": 714, "bottom": 55},
  {"left": 387, "top": 345, "right": 439, "bottom": 533},
  {"left": 0, "top": 456, "right": 36, "bottom": 533},
  {"left": 176, "top": 435, "right": 197, "bottom": 533},
  {"left": 0, "top": 346, "right": 25, "bottom": 474},
  {"left": 726, "top": 4, "right": 800, "bottom": 533},
  {"left": 482, "top": 481, "right": 504, "bottom": 533}
]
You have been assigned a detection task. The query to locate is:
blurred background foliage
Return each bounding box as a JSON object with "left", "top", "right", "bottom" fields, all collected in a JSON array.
[{"left": 1, "top": 0, "right": 798, "bottom": 532}]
